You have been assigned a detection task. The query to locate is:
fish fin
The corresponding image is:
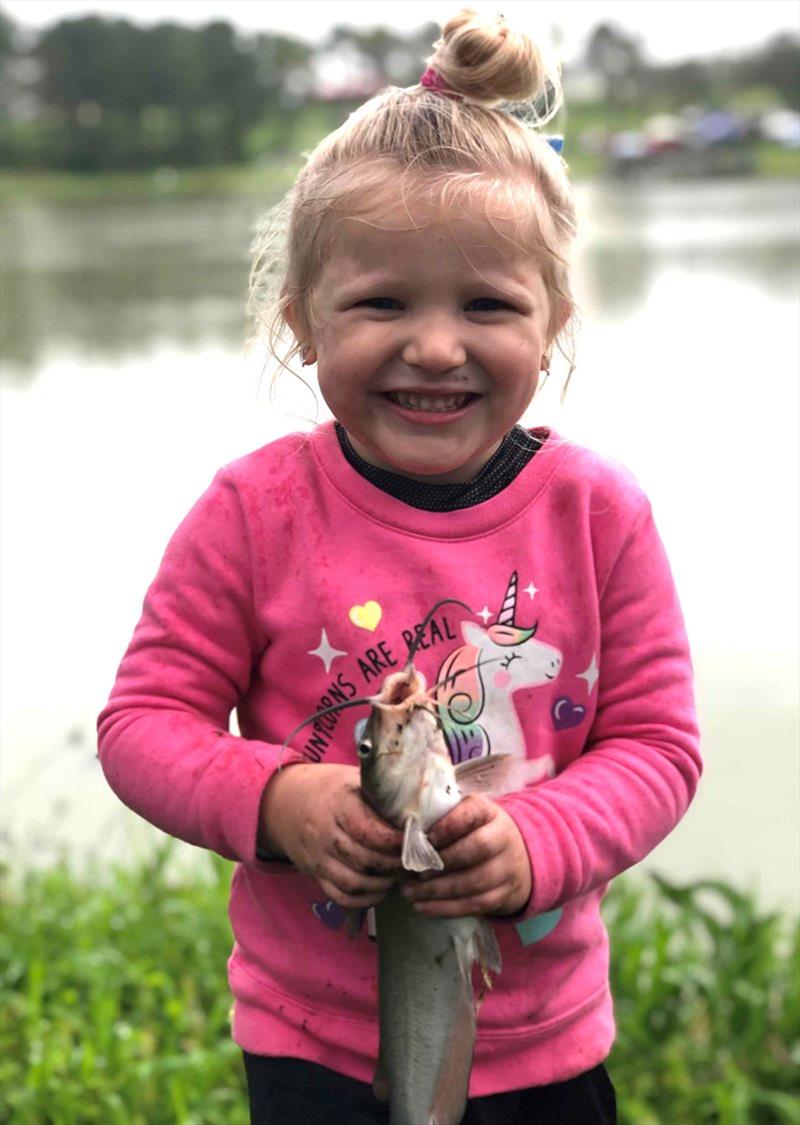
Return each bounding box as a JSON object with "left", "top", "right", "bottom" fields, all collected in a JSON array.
[
  {"left": 475, "top": 917, "right": 502, "bottom": 976},
  {"left": 344, "top": 908, "right": 365, "bottom": 938},
  {"left": 427, "top": 980, "right": 475, "bottom": 1125},
  {"left": 475, "top": 919, "right": 502, "bottom": 1006},
  {"left": 402, "top": 816, "right": 444, "bottom": 873},
  {"left": 454, "top": 753, "right": 554, "bottom": 797},
  {"left": 451, "top": 921, "right": 500, "bottom": 986},
  {"left": 453, "top": 921, "right": 501, "bottom": 1016},
  {"left": 453, "top": 928, "right": 477, "bottom": 988}
]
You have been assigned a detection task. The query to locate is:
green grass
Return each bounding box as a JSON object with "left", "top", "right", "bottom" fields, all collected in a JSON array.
[
  {"left": 1, "top": 847, "right": 797, "bottom": 1123},
  {"left": 753, "top": 142, "right": 800, "bottom": 178},
  {"left": 605, "top": 875, "right": 799, "bottom": 1125}
]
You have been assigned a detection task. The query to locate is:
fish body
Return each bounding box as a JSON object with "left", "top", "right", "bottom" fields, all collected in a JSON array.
[
  {"left": 358, "top": 668, "right": 504, "bottom": 1125},
  {"left": 281, "top": 604, "right": 553, "bottom": 1121},
  {"left": 375, "top": 892, "right": 492, "bottom": 1125}
]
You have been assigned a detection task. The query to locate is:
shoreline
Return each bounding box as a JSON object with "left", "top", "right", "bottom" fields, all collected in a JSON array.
[{"left": 1, "top": 144, "right": 797, "bottom": 205}]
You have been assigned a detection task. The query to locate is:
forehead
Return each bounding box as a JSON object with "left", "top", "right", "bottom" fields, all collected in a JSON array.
[{"left": 324, "top": 195, "right": 543, "bottom": 284}]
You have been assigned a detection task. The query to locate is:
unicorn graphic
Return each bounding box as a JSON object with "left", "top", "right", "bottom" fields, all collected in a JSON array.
[{"left": 434, "top": 572, "right": 562, "bottom": 763}]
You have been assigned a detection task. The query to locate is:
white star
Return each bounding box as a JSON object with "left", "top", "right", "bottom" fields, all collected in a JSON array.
[
  {"left": 523, "top": 582, "right": 538, "bottom": 600},
  {"left": 477, "top": 605, "right": 492, "bottom": 624},
  {"left": 577, "top": 653, "right": 599, "bottom": 694},
  {"left": 308, "top": 628, "right": 347, "bottom": 672}
]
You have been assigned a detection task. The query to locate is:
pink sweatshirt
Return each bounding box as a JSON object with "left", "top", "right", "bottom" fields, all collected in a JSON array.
[{"left": 98, "top": 422, "right": 700, "bottom": 1094}]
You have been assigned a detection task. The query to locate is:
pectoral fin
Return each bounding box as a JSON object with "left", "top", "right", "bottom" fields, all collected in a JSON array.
[
  {"left": 452, "top": 920, "right": 501, "bottom": 990},
  {"left": 427, "top": 980, "right": 475, "bottom": 1125},
  {"left": 401, "top": 816, "right": 444, "bottom": 873},
  {"left": 454, "top": 753, "right": 554, "bottom": 797},
  {"left": 475, "top": 918, "right": 502, "bottom": 999}
]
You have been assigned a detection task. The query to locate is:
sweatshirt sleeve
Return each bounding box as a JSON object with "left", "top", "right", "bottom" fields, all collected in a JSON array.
[
  {"left": 97, "top": 470, "right": 302, "bottom": 865},
  {"left": 500, "top": 499, "right": 701, "bottom": 915}
]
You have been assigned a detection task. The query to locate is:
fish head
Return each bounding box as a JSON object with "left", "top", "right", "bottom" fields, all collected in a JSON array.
[{"left": 358, "top": 667, "right": 451, "bottom": 827}]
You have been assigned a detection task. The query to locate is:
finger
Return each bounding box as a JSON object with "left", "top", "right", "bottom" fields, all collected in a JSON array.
[
  {"left": 319, "top": 880, "right": 391, "bottom": 910},
  {"left": 402, "top": 860, "right": 504, "bottom": 904},
  {"left": 428, "top": 795, "right": 495, "bottom": 849},
  {"left": 337, "top": 800, "right": 403, "bottom": 856},
  {"left": 330, "top": 831, "right": 402, "bottom": 876},
  {"left": 409, "top": 889, "right": 508, "bottom": 918},
  {"left": 435, "top": 823, "right": 504, "bottom": 873},
  {"left": 320, "top": 857, "right": 396, "bottom": 898}
]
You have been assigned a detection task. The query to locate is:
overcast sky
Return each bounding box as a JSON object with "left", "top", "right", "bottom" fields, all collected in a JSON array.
[{"left": 2, "top": 0, "right": 798, "bottom": 64}]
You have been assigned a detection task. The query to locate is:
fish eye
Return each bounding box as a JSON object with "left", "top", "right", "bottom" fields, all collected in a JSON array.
[{"left": 357, "top": 737, "right": 374, "bottom": 758}]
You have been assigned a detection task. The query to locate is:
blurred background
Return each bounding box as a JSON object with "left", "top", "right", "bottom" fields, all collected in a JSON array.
[{"left": 0, "top": 2, "right": 798, "bottom": 1119}]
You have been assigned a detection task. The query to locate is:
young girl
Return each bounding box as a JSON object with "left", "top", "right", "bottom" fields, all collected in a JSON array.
[{"left": 98, "top": 10, "right": 700, "bottom": 1124}]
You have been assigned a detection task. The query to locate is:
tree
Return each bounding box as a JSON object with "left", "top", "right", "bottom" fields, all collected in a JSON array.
[{"left": 584, "top": 23, "right": 645, "bottom": 105}]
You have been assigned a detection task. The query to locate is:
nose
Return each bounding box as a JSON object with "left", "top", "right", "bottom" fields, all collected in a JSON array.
[{"left": 401, "top": 314, "right": 467, "bottom": 373}]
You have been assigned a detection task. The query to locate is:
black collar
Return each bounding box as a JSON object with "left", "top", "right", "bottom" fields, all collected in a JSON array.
[{"left": 334, "top": 423, "right": 544, "bottom": 512}]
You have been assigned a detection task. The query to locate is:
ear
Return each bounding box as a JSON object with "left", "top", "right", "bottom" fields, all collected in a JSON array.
[
  {"left": 546, "top": 298, "right": 573, "bottom": 352},
  {"left": 283, "top": 299, "right": 303, "bottom": 339},
  {"left": 461, "top": 620, "right": 488, "bottom": 647}
]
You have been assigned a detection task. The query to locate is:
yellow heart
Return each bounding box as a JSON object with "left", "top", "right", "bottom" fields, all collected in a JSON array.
[{"left": 349, "top": 601, "right": 382, "bottom": 632}]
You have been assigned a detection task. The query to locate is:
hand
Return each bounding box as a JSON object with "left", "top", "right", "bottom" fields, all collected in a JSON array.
[
  {"left": 259, "top": 764, "right": 403, "bottom": 909},
  {"left": 401, "top": 795, "right": 531, "bottom": 918}
]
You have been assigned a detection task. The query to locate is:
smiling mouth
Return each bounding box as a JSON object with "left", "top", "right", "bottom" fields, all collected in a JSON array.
[{"left": 384, "top": 392, "right": 478, "bottom": 413}]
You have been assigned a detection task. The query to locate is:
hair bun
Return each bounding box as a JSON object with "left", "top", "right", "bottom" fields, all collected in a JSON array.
[{"left": 428, "top": 8, "right": 550, "bottom": 107}]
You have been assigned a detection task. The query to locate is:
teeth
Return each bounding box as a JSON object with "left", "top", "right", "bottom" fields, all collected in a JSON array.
[{"left": 391, "top": 392, "right": 470, "bottom": 412}]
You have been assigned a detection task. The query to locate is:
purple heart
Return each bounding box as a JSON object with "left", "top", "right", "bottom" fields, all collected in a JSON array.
[
  {"left": 312, "top": 899, "right": 346, "bottom": 931},
  {"left": 552, "top": 696, "right": 587, "bottom": 731}
]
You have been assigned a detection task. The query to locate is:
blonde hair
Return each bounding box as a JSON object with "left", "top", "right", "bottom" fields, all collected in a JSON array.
[{"left": 250, "top": 8, "right": 577, "bottom": 386}]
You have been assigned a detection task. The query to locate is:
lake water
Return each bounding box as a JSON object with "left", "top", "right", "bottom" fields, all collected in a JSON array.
[{"left": 1, "top": 178, "right": 798, "bottom": 910}]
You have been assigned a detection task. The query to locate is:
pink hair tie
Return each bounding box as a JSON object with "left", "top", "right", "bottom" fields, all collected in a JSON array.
[{"left": 420, "top": 66, "right": 463, "bottom": 99}]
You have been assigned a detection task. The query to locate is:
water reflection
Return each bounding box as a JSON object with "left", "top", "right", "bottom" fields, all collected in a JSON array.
[
  {"left": 1, "top": 177, "right": 798, "bottom": 905},
  {"left": 0, "top": 195, "right": 268, "bottom": 375},
  {"left": 2, "top": 180, "right": 797, "bottom": 376},
  {"left": 577, "top": 180, "right": 800, "bottom": 317}
]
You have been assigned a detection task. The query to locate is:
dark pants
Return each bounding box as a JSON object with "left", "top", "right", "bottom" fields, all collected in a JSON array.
[{"left": 243, "top": 1053, "right": 617, "bottom": 1124}]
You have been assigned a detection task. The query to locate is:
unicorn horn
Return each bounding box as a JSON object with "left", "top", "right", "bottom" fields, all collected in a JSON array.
[{"left": 497, "top": 571, "right": 518, "bottom": 626}]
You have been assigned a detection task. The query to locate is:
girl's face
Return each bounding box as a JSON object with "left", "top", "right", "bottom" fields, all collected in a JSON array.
[{"left": 302, "top": 198, "right": 555, "bottom": 483}]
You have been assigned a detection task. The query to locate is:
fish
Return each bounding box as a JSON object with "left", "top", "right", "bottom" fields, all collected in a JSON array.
[
  {"left": 281, "top": 600, "right": 552, "bottom": 1124},
  {"left": 356, "top": 660, "right": 551, "bottom": 1125}
]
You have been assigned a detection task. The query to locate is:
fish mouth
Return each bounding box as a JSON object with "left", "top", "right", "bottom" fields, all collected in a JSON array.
[
  {"left": 383, "top": 391, "right": 479, "bottom": 414},
  {"left": 374, "top": 669, "right": 427, "bottom": 709},
  {"left": 385, "top": 678, "right": 415, "bottom": 705}
]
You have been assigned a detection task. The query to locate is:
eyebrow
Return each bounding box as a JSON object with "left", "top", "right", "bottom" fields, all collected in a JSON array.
[{"left": 335, "top": 269, "right": 537, "bottom": 297}]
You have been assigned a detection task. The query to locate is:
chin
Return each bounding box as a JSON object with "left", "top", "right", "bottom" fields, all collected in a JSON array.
[
  {"left": 385, "top": 455, "right": 478, "bottom": 484},
  {"left": 352, "top": 429, "right": 493, "bottom": 484}
]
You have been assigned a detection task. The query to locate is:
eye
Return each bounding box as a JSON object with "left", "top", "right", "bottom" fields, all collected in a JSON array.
[
  {"left": 355, "top": 297, "right": 402, "bottom": 311},
  {"left": 500, "top": 653, "right": 521, "bottom": 670},
  {"left": 466, "top": 297, "right": 515, "bottom": 313},
  {"left": 357, "top": 737, "right": 374, "bottom": 759}
]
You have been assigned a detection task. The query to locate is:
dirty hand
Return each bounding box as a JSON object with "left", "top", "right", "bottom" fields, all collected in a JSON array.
[
  {"left": 401, "top": 794, "right": 531, "bottom": 918},
  {"left": 259, "top": 763, "right": 403, "bottom": 908}
]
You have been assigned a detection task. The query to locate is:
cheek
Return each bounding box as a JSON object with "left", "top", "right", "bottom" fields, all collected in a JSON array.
[
  {"left": 318, "top": 325, "right": 392, "bottom": 373},
  {"left": 499, "top": 327, "right": 544, "bottom": 373},
  {"left": 493, "top": 669, "right": 512, "bottom": 690}
]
